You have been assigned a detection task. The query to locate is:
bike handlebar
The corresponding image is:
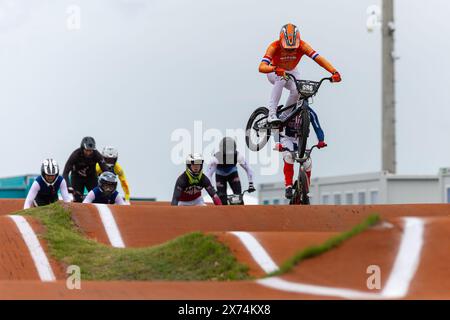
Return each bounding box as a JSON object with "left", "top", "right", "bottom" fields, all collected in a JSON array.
[
  {"left": 285, "top": 73, "right": 332, "bottom": 97},
  {"left": 278, "top": 144, "right": 320, "bottom": 162},
  {"left": 227, "top": 189, "right": 252, "bottom": 198},
  {"left": 279, "top": 144, "right": 319, "bottom": 153}
]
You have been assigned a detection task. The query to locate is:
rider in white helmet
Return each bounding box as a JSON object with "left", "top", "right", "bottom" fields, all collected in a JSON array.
[
  {"left": 24, "top": 159, "right": 71, "bottom": 209},
  {"left": 171, "top": 153, "right": 222, "bottom": 206},
  {"left": 96, "top": 146, "right": 131, "bottom": 203}
]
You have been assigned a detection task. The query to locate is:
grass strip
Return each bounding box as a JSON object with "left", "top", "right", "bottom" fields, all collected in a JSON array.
[{"left": 268, "top": 214, "right": 381, "bottom": 277}]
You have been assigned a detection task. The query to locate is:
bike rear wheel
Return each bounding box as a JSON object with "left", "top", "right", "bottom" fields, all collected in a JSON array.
[
  {"left": 297, "top": 107, "right": 311, "bottom": 158},
  {"left": 246, "top": 107, "right": 271, "bottom": 151}
]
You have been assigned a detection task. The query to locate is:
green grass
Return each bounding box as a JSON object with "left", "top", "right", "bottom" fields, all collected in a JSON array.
[
  {"left": 268, "top": 214, "right": 381, "bottom": 277},
  {"left": 20, "top": 203, "right": 250, "bottom": 281}
]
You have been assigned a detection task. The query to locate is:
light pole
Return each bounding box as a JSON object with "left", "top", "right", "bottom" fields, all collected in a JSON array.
[{"left": 367, "top": 1, "right": 397, "bottom": 174}]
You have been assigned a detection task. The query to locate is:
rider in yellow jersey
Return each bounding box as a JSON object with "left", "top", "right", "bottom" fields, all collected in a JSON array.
[{"left": 96, "top": 146, "right": 131, "bottom": 202}]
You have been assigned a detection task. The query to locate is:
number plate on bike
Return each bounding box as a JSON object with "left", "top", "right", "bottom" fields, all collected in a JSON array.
[
  {"left": 298, "top": 80, "right": 319, "bottom": 96},
  {"left": 228, "top": 195, "right": 243, "bottom": 205}
]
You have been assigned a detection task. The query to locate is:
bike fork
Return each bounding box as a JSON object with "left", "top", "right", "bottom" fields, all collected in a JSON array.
[{"left": 300, "top": 166, "right": 309, "bottom": 193}]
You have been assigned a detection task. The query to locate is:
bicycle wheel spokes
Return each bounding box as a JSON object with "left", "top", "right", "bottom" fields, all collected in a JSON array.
[{"left": 246, "top": 107, "right": 271, "bottom": 151}]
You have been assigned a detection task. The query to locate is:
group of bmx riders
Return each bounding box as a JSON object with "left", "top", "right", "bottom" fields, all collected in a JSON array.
[
  {"left": 24, "top": 136, "right": 130, "bottom": 208},
  {"left": 24, "top": 23, "right": 341, "bottom": 209}
]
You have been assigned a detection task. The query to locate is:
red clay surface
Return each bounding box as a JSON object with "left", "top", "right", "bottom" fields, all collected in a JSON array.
[
  {"left": 0, "top": 280, "right": 336, "bottom": 300},
  {"left": 215, "top": 232, "right": 338, "bottom": 277},
  {"left": 280, "top": 220, "right": 403, "bottom": 293},
  {"left": 1, "top": 279, "right": 448, "bottom": 300},
  {"left": 0, "top": 216, "right": 40, "bottom": 280},
  {"left": 407, "top": 216, "right": 450, "bottom": 297},
  {"left": 0, "top": 200, "right": 448, "bottom": 299},
  {"left": 70, "top": 204, "right": 110, "bottom": 244},
  {"left": 0, "top": 215, "right": 64, "bottom": 281},
  {"left": 131, "top": 201, "right": 171, "bottom": 206},
  {"left": 0, "top": 199, "right": 24, "bottom": 216},
  {"left": 69, "top": 203, "right": 449, "bottom": 246}
]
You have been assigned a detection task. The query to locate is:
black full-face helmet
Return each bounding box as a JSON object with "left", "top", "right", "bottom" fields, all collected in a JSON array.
[
  {"left": 98, "top": 171, "right": 118, "bottom": 195},
  {"left": 81, "top": 136, "right": 96, "bottom": 151},
  {"left": 218, "top": 137, "right": 237, "bottom": 164}
]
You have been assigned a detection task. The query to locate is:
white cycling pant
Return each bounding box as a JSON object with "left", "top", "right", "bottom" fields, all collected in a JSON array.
[
  {"left": 178, "top": 197, "right": 206, "bottom": 206},
  {"left": 267, "top": 68, "right": 301, "bottom": 117},
  {"left": 280, "top": 136, "right": 312, "bottom": 172}
]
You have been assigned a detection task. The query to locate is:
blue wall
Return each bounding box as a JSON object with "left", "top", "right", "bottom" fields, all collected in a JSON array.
[{"left": 0, "top": 175, "right": 38, "bottom": 198}]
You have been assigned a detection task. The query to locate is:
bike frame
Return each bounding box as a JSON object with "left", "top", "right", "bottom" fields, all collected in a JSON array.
[
  {"left": 254, "top": 74, "right": 331, "bottom": 130},
  {"left": 276, "top": 99, "right": 307, "bottom": 125},
  {"left": 277, "top": 74, "right": 331, "bottom": 122}
]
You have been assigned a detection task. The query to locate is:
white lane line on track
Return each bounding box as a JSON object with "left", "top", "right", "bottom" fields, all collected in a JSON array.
[
  {"left": 229, "top": 231, "right": 279, "bottom": 274},
  {"left": 8, "top": 215, "right": 56, "bottom": 282},
  {"left": 381, "top": 217, "right": 424, "bottom": 298},
  {"left": 237, "top": 217, "right": 425, "bottom": 299},
  {"left": 257, "top": 277, "right": 380, "bottom": 300},
  {"left": 94, "top": 204, "right": 125, "bottom": 248}
]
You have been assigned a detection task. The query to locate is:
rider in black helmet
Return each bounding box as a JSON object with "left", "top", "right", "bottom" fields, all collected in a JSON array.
[
  {"left": 83, "top": 172, "right": 126, "bottom": 205},
  {"left": 205, "top": 137, "right": 255, "bottom": 205},
  {"left": 63, "top": 136, "right": 109, "bottom": 202}
]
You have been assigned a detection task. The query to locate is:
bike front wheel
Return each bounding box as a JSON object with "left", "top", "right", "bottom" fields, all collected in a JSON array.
[
  {"left": 297, "top": 107, "right": 311, "bottom": 158},
  {"left": 290, "top": 170, "right": 310, "bottom": 205},
  {"left": 290, "top": 180, "right": 301, "bottom": 205},
  {"left": 246, "top": 107, "right": 271, "bottom": 151}
]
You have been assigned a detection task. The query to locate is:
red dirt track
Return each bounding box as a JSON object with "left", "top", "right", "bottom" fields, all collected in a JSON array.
[
  {"left": 0, "top": 216, "right": 40, "bottom": 280},
  {"left": 0, "top": 199, "right": 23, "bottom": 216},
  {"left": 0, "top": 200, "right": 449, "bottom": 299},
  {"left": 70, "top": 203, "right": 449, "bottom": 246},
  {"left": 0, "top": 215, "right": 64, "bottom": 281}
]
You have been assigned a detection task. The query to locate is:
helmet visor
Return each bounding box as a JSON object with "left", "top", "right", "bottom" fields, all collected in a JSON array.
[
  {"left": 281, "top": 24, "right": 300, "bottom": 49},
  {"left": 102, "top": 181, "right": 116, "bottom": 193},
  {"left": 105, "top": 157, "right": 117, "bottom": 166}
]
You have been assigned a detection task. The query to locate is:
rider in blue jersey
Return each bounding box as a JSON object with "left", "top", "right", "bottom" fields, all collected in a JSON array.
[
  {"left": 275, "top": 102, "right": 327, "bottom": 199},
  {"left": 24, "top": 159, "right": 71, "bottom": 209},
  {"left": 83, "top": 172, "right": 127, "bottom": 205}
]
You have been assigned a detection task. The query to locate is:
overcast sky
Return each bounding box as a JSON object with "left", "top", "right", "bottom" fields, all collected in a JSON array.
[{"left": 0, "top": 0, "right": 449, "bottom": 200}]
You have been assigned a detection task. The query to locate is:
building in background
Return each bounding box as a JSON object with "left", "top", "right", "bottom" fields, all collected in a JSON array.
[
  {"left": 0, "top": 174, "right": 157, "bottom": 202},
  {"left": 259, "top": 168, "right": 450, "bottom": 205},
  {"left": 0, "top": 175, "right": 37, "bottom": 198},
  {"left": 439, "top": 167, "right": 450, "bottom": 203}
]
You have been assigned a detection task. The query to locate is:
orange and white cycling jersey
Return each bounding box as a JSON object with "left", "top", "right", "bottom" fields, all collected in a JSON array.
[{"left": 262, "top": 40, "right": 324, "bottom": 71}]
